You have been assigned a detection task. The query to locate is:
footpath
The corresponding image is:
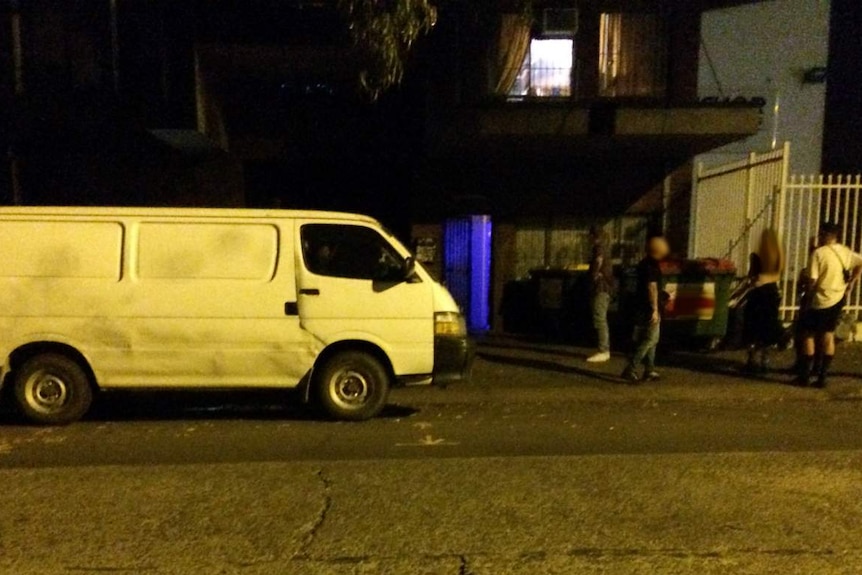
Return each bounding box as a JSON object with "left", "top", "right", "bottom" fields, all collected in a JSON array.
[{"left": 395, "top": 334, "right": 862, "bottom": 406}]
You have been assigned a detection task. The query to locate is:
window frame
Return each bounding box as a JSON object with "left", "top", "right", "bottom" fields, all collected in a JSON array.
[{"left": 300, "top": 223, "right": 406, "bottom": 282}]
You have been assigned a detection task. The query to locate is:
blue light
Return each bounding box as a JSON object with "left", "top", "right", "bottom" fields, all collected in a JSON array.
[{"left": 444, "top": 215, "right": 493, "bottom": 332}]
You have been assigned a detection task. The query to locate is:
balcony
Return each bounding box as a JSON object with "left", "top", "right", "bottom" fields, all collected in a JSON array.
[{"left": 428, "top": 7, "right": 762, "bottom": 165}]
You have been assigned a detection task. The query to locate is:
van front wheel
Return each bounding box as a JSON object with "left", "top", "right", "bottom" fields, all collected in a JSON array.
[
  {"left": 14, "top": 354, "right": 93, "bottom": 425},
  {"left": 315, "top": 352, "right": 389, "bottom": 421}
]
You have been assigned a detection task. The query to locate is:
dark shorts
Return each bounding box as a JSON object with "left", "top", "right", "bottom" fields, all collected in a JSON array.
[{"left": 799, "top": 300, "right": 845, "bottom": 333}]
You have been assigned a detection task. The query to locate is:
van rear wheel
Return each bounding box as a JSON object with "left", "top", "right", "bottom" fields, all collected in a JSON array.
[
  {"left": 315, "top": 351, "right": 389, "bottom": 421},
  {"left": 14, "top": 354, "right": 93, "bottom": 425}
]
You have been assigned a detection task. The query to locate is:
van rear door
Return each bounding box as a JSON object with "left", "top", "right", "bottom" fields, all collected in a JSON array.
[{"left": 295, "top": 222, "right": 434, "bottom": 376}]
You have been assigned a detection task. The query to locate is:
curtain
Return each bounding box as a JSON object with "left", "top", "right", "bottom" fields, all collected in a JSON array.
[
  {"left": 491, "top": 13, "right": 531, "bottom": 96},
  {"left": 599, "top": 13, "right": 666, "bottom": 98}
]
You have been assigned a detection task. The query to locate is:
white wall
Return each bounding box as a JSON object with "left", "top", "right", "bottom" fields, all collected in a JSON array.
[{"left": 696, "top": 0, "right": 830, "bottom": 176}]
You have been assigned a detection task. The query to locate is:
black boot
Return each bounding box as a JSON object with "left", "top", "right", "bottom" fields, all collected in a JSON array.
[
  {"left": 744, "top": 347, "right": 758, "bottom": 374},
  {"left": 815, "top": 355, "right": 834, "bottom": 388},
  {"left": 759, "top": 348, "right": 770, "bottom": 374},
  {"left": 793, "top": 355, "right": 814, "bottom": 386},
  {"left": 812, "top": 352, "right": 823, "bottom": 381}
]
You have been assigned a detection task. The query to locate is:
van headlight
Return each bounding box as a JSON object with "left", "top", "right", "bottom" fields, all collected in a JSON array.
[{"left": 435, "top": 312, "right": 467, "bottom": 337}]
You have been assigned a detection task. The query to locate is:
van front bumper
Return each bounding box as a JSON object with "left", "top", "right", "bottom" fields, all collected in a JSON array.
[{"left": 432, "top": 335, "right": 475, "bottom": 386}]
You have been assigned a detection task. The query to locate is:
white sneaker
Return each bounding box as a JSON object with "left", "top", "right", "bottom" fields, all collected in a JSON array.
[{"left": 586, "top": 351, "right": 611, "bottom": 363}]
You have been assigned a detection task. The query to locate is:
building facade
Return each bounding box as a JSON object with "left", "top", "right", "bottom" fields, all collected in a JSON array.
[
  {"left": 696, "top": 0, "right": 830, "bottom": 178},
  {"left": 409, "top": 0, "right": 764, "bottom": 331},
  {"left": 1, "top": 0, "right": 769, "bottom": 334}
]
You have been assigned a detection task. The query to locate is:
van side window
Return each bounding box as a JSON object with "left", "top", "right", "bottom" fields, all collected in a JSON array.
[
  {"left": 301, "top": 224, "right": 404, "bottom": 281},
  {"left": 138, "top": 223, "right": 278, "bottom": 281},
  {"left": 0, "top": 221, "right": 122, "bottom": 279}
]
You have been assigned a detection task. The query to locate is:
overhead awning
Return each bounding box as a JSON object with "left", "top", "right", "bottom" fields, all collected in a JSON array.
[
  {"left": 430, "top": 101, "right": 761, "bottom": 160},
  {"left": 415, "top": 101, "right": 762, "bottom": 219}
]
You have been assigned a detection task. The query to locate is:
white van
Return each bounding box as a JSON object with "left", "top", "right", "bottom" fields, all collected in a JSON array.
[{"left": 0, "top": 207, "right": 473, "bottom": 424}]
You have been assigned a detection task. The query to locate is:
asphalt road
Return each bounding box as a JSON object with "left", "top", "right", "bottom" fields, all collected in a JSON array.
[
  {"left": 2, "top": 343, "right": 862, "bottom": 574},
  {"left": 2, "top": 389, "right": 862, "bottom": 467}
]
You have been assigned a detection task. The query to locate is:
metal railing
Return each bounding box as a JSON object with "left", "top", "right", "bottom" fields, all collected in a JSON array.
[
  {"left": 507, "top": 65, "right": 573, "bottom": 98},
  {"left": 779, "top": 174, "right": 862, "bottom": 320}
]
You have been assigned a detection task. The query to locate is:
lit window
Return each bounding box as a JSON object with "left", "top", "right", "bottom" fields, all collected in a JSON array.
[
  {"left": 599, "top": 13, "right": 666, "bottom": 98},
  {"left": 509, "top": 39, "right": 573, "bottom": 98}
]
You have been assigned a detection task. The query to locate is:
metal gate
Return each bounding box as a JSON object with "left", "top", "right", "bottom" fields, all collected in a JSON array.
[
  {"left": 778, "top": 174, "right": 862, "bottom": 320},
  {"left": 691, "top": 142, "right": 789, "bottom": 275}
]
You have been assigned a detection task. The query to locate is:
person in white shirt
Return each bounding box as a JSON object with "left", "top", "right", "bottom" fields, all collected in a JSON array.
[{"left": 796, "top": 222, "right": 862, "bottom": 387}]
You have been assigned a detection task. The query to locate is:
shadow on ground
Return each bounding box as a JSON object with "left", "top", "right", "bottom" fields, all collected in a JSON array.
[
  {"left": 0, "top": 389, "right": 418, "bottom": 425},
  {"left": 479, "top": 335, "right": 862, "bottom": 386},
  {"left": 477, "top": 351, "right": 624, "bottom": 385}
]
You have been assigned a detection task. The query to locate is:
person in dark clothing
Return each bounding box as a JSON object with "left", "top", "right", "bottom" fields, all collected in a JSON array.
[
  {"left": 742, "top": 229, "right": 784, "bottom": 373},
  {"left": 622, "top": 235, "right": 669, "bottom": 382},
  {"left": 792, "top": 235, "right": 819, "bottom": 374},
  {"left": 586, "top": 225, "right": 615, "bottom": 363}
]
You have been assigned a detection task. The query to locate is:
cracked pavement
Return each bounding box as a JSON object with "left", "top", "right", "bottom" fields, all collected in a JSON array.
[
  {"left": 292, "top": 469, "right": 333, "bottom": 562},
  {"left": 1, "top": 454, "right": 862, "bottom": 574},
  {"left": 1, "top": 337, "right": 862, "bottom": 574}
]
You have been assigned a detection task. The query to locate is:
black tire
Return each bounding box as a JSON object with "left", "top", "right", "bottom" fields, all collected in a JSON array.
[
  {"left": 314, "top": 351, "right": 390, "bottom": 421},
  {"left": 13, "top": 354, "right": 93, "bottom": 425}
]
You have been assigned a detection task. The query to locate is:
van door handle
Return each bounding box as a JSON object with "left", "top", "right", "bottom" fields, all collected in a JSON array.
[{"left": 299, "top": 288, "right": 320, "bottom": 296}]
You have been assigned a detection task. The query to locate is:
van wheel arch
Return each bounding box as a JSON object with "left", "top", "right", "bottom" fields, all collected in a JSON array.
[
  {"left": 313, "top": 341, "right": 396, "bottom": 384},
  {"left": 9, "top": 342, "right": 98, "bottom": 389}
]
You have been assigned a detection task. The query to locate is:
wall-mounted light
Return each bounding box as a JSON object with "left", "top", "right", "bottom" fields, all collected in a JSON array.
[{"left": 803, "top": 66, "right": 827, "bottom": 84}]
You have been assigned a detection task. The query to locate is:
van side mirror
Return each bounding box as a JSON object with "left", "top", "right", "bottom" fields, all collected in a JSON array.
[{"left": 403, "top": 256, "right": 419, "bottom": 282}]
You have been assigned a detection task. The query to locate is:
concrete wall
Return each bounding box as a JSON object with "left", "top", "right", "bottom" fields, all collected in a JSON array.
[{"left": 696, "top": 0, "right": 830, "bottom": 176}]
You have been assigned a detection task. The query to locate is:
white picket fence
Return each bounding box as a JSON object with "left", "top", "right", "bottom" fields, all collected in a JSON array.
[{"left": 692, "top": 143, "right": 862, "bottom": 321}]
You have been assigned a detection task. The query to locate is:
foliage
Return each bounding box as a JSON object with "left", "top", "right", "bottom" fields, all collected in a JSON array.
[{"left": 337, "top": 0, "right": 437, "bottom": 101}]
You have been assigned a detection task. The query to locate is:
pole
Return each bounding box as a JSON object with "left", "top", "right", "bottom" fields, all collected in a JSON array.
[
  {"left": 10, "top": 2, "right": 24, "bottom": 205},
  {"left": 110, "top": 0, "right": 120, "bottom": 93}
]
